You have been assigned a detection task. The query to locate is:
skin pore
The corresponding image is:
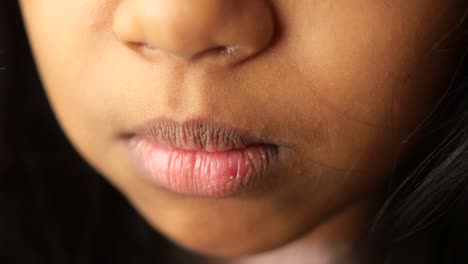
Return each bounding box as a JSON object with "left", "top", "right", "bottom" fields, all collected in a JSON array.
[{"left": 18, "top": 0, "right": 466, "bottom": 263}]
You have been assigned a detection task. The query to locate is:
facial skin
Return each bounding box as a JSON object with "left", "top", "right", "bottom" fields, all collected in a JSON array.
[{"left": 19, "top": 0, "right": 466, "bottom": 261}]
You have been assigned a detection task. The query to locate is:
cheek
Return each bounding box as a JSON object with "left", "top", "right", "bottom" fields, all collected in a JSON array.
[
  {"left": 19, "top": 0, "right": 464, "bottom": 257},
  {"left": 19, "top": 0, "right": 124, "bottom": 159},
  {"left": 277, "top": 0, "right": 461, "bottom": 145},
  {"left": 221, "top": 0, "right": 464, "bottom": 205}
]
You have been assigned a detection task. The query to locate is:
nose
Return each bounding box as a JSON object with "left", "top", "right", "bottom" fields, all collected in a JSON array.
[{"left": 112, "top": 0, "right": 275, "bottom": 66}]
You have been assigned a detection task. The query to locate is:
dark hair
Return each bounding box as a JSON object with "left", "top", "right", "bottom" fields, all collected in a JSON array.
[
  {"left": 1, "top": 1, "right": 467, "bottom": 263},
  {"left": 366, "top": 14, "right": 468, "bottom": 264}
]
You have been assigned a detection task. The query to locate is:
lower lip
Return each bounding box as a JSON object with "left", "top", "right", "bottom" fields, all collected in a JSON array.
[{"left": 125, "top": 137, "right": 279, "bottom": 197}]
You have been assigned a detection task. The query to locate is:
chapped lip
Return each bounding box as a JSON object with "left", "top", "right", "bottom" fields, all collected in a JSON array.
[{"left": 121, "top": 117, "right": 279, "bottom": 152}]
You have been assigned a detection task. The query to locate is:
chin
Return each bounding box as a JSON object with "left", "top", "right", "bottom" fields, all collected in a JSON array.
[{"left": 137, "top": 206, "right": 317, "bottom": 258}]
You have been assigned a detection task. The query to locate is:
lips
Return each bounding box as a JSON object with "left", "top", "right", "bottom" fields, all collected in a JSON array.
[{"left": 121, "top": 118, "right": 280, "bottom": 197}]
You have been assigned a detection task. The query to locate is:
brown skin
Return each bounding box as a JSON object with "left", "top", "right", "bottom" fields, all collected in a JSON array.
[{"left": 19, "top": 0, "right": 466, "bottom": 262}]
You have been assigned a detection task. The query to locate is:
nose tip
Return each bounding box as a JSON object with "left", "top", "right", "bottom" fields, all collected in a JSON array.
[{"left": 112, "top": 0, "right": 275, "bottom": 65}]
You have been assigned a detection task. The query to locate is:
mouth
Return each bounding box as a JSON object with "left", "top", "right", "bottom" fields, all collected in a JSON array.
[{"left": 120, "top": 117, "right": 280, "bottom": 198}]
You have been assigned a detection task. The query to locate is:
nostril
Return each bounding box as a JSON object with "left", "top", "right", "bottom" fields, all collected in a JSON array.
[
  {"left": 128, "top": 41, "right": 156, "bottom": 50},
  {"left": 219, "top": 45, "right": 240, "bottom": 55},
  {"left": 212, "top": 46, "right": 228, "bottom": 54},
  {"left": 126, "top": 42, "right": 163, "bottom": 57},
  {"left": 207, "top": 45, "right": 237, "bottom": 55},
  {"left": 125, "top": 41, "right": 246, "bottom": 66},
  {"left": 187, "top": 45, "right": 242, "bottom": 60}
]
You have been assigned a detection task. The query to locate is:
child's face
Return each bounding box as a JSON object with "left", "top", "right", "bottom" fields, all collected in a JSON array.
[{"left": 20, "top": 0, "right": 464, "bottom": 257}]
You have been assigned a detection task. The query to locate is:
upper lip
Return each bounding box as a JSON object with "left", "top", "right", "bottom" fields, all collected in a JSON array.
[{"left": 122, "top": 117, "right": 277, "bottom": 152}]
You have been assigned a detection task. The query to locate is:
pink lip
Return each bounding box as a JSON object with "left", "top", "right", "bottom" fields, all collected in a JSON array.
[{"left": 121, "top": 118, "right": 279, "bottom": 197}]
